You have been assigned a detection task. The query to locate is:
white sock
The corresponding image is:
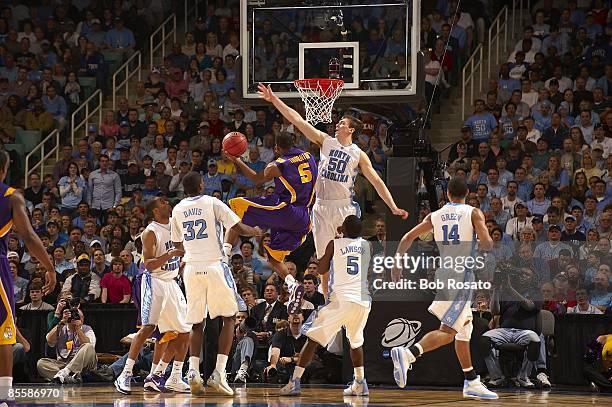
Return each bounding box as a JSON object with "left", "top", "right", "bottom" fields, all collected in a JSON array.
[
  {"left": 123, "top": 358, "right": 135, "bottom": 375},
  {"left": 150, "top": 362, "right": 158, "bottom": 375},
  {"left": 189, "top": 356, "right": 200, "bottom": 373},
  {"left": 154, "top": 361, "right": 168, "bottom": 376},
  {"left": 171, "top": 361, "right": 183, "bottom": 377},
  {"left": 215, "top": 354, "right": 228, "bottom": 373},
  {"left": 354, "top": 366, "right": 365, "bottom": 381},
  {"left": 292, "top": 366, "right": 305, "bottom": 380},
  {"left": 0, "top": 376, "right": 12, "bottom": 399},
  {"left": 285, "top": 274, "right": 296, "bottom": 286}
]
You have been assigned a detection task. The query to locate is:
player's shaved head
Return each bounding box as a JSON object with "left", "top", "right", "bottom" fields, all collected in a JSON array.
[
  {"left": 447, "top": 177, "right": 468, "bottom": 199},
  {"left": 182, "top": 171, "right": 203, "bottom": 196},
  {"left": 275, "top": 132, "right": 294, "bottom": 151},
  {"left": 342, "top": 215, "right": 362, "bottom": 238},
  {"left": 146, "top": 197, "right": 163, "bottom": 218}
]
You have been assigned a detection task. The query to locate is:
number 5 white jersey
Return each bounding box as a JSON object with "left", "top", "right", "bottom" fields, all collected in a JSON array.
[
  {"left": 328, "top": 237, "right": 371, "bottom": 306},
  {"left": 430, "top": 203, "right": 476, "bottom": 259},
  {"left": 171, "top": 195, "right": 240, "bottom": 263}
]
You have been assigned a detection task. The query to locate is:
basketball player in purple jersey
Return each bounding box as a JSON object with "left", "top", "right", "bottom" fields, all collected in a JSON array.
[
  {"left": 228, "top": 133, "right": 317, "bottom": 314},
  {"left": 257, "top": 84, "right": 408, "bottom": 299},
  {"left": 0, "top": 151, "right": 56, "bottom": 402}
]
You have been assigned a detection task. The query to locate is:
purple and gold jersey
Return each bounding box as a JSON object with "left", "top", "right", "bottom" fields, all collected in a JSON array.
[
  {"left": 0, "top": 182, "right": 15, "bottom": 256},
  {"left": 0, "top": 181, "right": 16, "bottom": 345},
  {"left": 273, "top": 148, "right": 317, "bottom": 207}
]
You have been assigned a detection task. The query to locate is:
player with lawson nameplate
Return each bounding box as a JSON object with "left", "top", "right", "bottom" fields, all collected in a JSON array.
[
  {"left": 389, "top": 177, "right": 498, "bottom": 400},
  {"left": 280, "top": 215, "right": 372, "bottom": 397}
]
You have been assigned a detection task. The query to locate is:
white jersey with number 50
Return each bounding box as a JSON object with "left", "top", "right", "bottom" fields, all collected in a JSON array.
[
  {"left": 317, "top": 136, "right": 361, "bottom": 200},
  {"left": 430, "top": 203, "right": 476, "bottom": 259},
  {"left": 328, "top": 237, "right": 371, "bottom": 306},
  {"left": 171, "top": 195, "right": 240, "bottom": 263}
]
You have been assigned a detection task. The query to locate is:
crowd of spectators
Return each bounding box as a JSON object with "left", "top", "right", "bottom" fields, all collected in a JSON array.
[
  {"left": 0, "top": 0, "right": 170, "bottom": 185},
  {"left": 5, "top": 0, "right": 610, "bottom": 391}
]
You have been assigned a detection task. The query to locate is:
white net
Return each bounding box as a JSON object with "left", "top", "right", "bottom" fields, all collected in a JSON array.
[{"left": 294, "top": 79, "right": 344, "bottom": 124}]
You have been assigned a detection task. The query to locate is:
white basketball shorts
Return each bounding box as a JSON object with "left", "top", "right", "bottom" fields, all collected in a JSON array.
[
  {"left": 140, "top": 273, "right": 191, "bottom": 334},
  {"left": 302, "top": 299, "right": 371, "bottom": 349},
  {"left": 312, "top": 198, "right": 361, "bottom": 258},
  {"left": 183, "top": 261, "right": 239, "bottom": 323}
]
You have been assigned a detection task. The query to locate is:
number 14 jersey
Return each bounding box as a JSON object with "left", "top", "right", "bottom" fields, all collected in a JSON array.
[
  {"left": 430, "top": 203, "right": 476, "bottom": 260},
  {"left": 171, "top": 195, "right": 240, "bottom": 263}
]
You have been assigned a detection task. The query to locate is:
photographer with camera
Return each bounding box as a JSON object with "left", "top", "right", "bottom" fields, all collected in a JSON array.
[
  {"left": 37, "top": 304, "right": 97, "bottom": 383},
  {"left": 264, "top": 312, "right": 309, "bottom": 384},
  {"left": 482, "top": 266, "right": 550, "bottom": 388},
  {"left": 229, "top": 311, "right": 257, "bottom": 383}
]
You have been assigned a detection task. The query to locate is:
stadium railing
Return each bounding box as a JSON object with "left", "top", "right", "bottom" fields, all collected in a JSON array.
[
  {"left": 487, "top": 6, "right": 509, "bottom": 79},
  {"left": 150, "top": 13, "right": 177, "bottom": 70},
  {"left": 511, "top": 0, "right": 531, "bottom": 41},
  {"left": 112, "top": 51, "right": 142, "bottom": 110},
  {"left": 24, "top": 129, "right": 60, "bottom": 188},
  {"left": 461, "top": 43, "right": 484, "bottom": 120},
  {"left": 183, "top": 0, "right": 201, "bottom": 36},
  {"left": 70, "top": 89, "right": 103, "bottom": 146}
]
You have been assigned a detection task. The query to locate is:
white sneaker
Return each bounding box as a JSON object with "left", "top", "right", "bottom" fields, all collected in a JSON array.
[
  {"left": 114, "top": 371, "right": 132, "bottom": 394},
  {"left": 390, "top": 347, "right": 415, "bottom": 388},
  {"left": 234, "top": 367, "right": 248, "bottom": 383},
  {"left": 187, "top": 369, "right": 206, "bottom": 396},
  {"left": 517, "top": 377, "right": 535, "bottom": 388},
  {"left": 343, "top": 379, "right": 369, "bottom": 396},
  {"left": 207, "top": 369, "right": 234, "bottom": 396},
  {"left": 463, "top": 376, "right": 499, "bottom": 400},
  {"left": 537, "top": 372, "right": 551, "bottom": 389},
  {"left": 165, "top": 375, "right": 191, "bottom": 393}
]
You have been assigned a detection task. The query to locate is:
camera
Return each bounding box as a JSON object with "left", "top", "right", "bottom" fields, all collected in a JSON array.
[{"left": 67, "top": 308, "right": 80, "bottom": 323}]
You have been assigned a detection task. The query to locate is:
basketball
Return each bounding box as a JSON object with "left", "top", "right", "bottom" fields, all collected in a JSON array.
[{"left": 222, "top": 132, "right": 248, "bottom": 157}]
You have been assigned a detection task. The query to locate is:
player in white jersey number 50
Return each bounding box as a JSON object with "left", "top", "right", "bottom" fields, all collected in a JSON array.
[
  {"left": 389, "top": 177, "right": 498, "bottom": 400},
  {"left": 258, "top": 84, "right": 408, "bottom": 297}
]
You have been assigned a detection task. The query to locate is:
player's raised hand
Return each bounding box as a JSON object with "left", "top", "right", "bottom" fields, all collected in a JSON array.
[
  {"left": 253, "top": 226, "right": 264, "bottom": 237},
  {"left": 257, "top": 83, "right": 275, "bottom": 102},
  {"left": 392, "top": 207, "right": 409, "bottom": 220},
  {"left": 43, "top": 268, "right": 57, "bottom": 295},
  {"left": 223, "top": 150, "right": 240, "bottom": 163}
]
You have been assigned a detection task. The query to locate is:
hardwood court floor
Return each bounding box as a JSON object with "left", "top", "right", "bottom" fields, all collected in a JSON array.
[{"left": 12, "top": 384, "right": 612, "bottom": 406}]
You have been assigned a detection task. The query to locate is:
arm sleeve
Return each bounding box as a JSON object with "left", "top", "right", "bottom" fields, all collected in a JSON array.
[
  {"left": 212, "top": 198, "right": 240, "bottom": 229},
  {"left": 270, "top": 330, "right": 284, "bottom": 349},
  {"left": 86, "top": 329, "right": 97, "bottom": 348}
]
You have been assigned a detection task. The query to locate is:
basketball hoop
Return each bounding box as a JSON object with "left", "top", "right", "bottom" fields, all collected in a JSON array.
[{"left": 294, "top": 78, "right": 344, "bottom": 124}]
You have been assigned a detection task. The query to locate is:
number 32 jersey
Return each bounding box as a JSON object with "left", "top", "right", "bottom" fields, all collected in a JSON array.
[
  {"left": 430, "top": 203, "right": 476, "bottom": 260},
  {"left": 171, "top": 195, "right": 240, "bottom": 263}
]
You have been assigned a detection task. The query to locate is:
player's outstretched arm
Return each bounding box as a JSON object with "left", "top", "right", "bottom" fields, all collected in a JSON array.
[
  {"left": 391, "top": 215, "right": 433, "bottom": 282},
  {"left": 471, "top": 208, "right": 493, "bottom": 251},
  {"left": 227, "top": 153, "right": 280, "bottom": 186},
  {"left": 227, "top": 223, "right": 263, "bottom": 244},
  {"left": 359, "top": 151, "right": 408, "bottom": 219},
  {"left": 258, "top": 83, "right": 328, "bottom": 147},
  {"left": 10, "top": 192, "right": 56, "bottom": 295},
  {"left": 317, "top": 240, "right": 334, "bottom": 276}
]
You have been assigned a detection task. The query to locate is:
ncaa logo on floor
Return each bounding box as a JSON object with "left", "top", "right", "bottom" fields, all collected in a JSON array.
[{"left": 381, "top": 318, "right": 421, "bottom": 358}]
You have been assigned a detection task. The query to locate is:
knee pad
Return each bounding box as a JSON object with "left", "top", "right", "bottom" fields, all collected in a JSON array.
[
  {"left": 527, "top": 341, "right": 540, "bottom": 361},
  {"left": 455, "top": 319, "right": 473, "bottom": 342}
]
